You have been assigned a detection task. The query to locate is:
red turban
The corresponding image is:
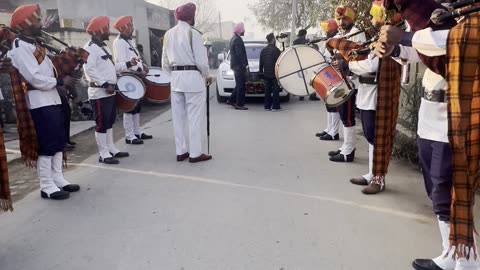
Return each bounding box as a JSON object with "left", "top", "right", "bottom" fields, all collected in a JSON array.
[
  {"left": 319, "top": 20, "right": 338, "bottom": 33},
  {"left": 86, "top": 16, "right": 110, "bottom": 35},
  {"left": 334, "top": 5, "right": 356, "bottom": 24},
  {"left": 174, "top": 3, "right": 196, "bottom": 22},
  {"left": 113, "top": 16, "right": 133, "bottom": 32},
  {"left": 10, "top": 4, "right": 41, "bottom": 31}
]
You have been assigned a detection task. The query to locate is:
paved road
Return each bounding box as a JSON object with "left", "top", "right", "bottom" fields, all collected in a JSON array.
[{"left": 1, "top": 92, "right": 479, "bottom": 270}]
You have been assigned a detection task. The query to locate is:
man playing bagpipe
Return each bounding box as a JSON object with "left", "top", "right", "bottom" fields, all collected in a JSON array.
[
  {"left": 83, "top": 16, "right": 133, "bottom": 165},
  {"left": 7, "top": 4, "right": 80, "bottom": 200},
  {"left": 112, "top": 16, "right": 153, "bottom": 146},
  {"left": 375, "top": 0, "right": 480, "bottom": 268}
]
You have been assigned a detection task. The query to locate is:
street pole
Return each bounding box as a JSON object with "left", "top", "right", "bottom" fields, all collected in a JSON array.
[
  {"left": 290, "top": 0, "right": 297, "bottom": 46},
  {"left": 219, "top": 12, "right": 223, "bottom": 40}
]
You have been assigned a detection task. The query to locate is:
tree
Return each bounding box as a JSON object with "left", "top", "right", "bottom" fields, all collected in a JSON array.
[{"left": 147, "top": 0, "right": 217, "bottom": 34}]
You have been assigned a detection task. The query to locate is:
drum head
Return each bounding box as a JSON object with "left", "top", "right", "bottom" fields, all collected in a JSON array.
[
  {"left": 117, "top": 75, "right": 145, "bottom": 99},
  {"left": 145, "top": 67, "right": 171, "bottom": 85},
  {"left": 325, "top": 81, "right": 353, "bottom": 107},
  {"left": 276, "top": 45, "right": 326, "bottom": 96}
]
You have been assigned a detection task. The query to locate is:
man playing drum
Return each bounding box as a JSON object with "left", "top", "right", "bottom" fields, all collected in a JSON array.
[
  {"left": 7, "top": 4, "right": 80, "bottom": 200},
  {"left": 327, "top": 5, "right": 366, "bottom": 163},
  {"left": 83, "top": 16, "right": 132, "bottom": 165},
  {"left": 113, "top": 15, "right": 153, "bottom": 146},
  {"left": 162, "top": 3, "right": 212, "bottom": 163}
]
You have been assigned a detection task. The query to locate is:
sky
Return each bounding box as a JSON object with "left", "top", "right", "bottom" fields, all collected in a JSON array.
[{"left": 147, "top": 0, "right": 268, "bottom": 39}]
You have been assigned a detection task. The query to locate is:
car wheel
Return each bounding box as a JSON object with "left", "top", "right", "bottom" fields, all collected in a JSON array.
[
  {"left": 216, "top": 82, "right": 227, "bottom": 103},
  {"left": 280, "top": 93, "right": 290, "bottom": 102}
]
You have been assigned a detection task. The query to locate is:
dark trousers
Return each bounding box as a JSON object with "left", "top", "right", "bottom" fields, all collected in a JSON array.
[
  {"left": 228, "top": 70, "right": 246, "bottom": 107},
  {"left": 30, "top": 105, "right": 65, "bottom": 156},
  {"left": 264, "top": 78, "right": 280, "bottom": 110},
  {"left": 417, "top": 138, "right": 453, "bottom": 222},
  {"left": 360, "top": 110, "right": 376, "bottom": 145},
  {"left": 126, "top": 102, "right": 142, "bottom": 115},
  {"left": 59, "top": 93, "right": 71, "bottom": 142},
  {"left": 91, "top": 96, "right": 116, "bottom": 133},
  {"left": 338, "top": 92, "right": 356, "bottom": 127}
]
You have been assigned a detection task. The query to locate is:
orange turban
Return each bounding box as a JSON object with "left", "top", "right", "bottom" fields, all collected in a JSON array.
[
  {"left": 174, "top": 3, "right": 196, "bottom": 22},
  {"left": 319, "top": 20, "right": 338, "bottom": 33},
  {"left": 334, "top": 5, "right": 356, "bottom": 24},
  {"left": 370, "top": 0, "right": 403, "bottom": 25},
  {"left": 113, "top": 16, "right": 133, "bottom": 32},
  {"left": 86, "top": 16, "right": 110, "bottom": 35},
  {"left": 10, "top": 4, "right": 41, "bottom": 31}
]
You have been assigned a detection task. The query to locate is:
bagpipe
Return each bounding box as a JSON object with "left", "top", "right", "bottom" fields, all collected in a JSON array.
[{"left": 431, "top": 0, "right": 480, "bottom": 24}]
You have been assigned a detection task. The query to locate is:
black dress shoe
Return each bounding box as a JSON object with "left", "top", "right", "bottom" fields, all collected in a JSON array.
[
  {"left": 309, "top": 96, "right": 320, "bottom": 101},
  {"left": 177, "top": 152, "right": 190, "bottom": 162},
  {"left": 328, "top": 150, "right": 341, "bottom": 156},
  {"left": 99, "top": 157, "right": 120, "bottom": 164},
  {"left": 41, "top": 190, "right": 70, "bottom": 200},
  {"left": 126, "top": 138, "right": 144, "bottom": 145},
  {"left": 62, "top": 184, "right": 80, "bottom": 192},
  {"left": 65, "top": 143, "right": 75, "bottom": 150},
  {"left": 67, "top": 140, "right": 77, "bottom": 146},
  {"left": 412, "top": 259, "right": 443, "bottom": 270},
  {"left": 112, "top": 152, "right": 129, "bottom": 158},
  {"left": 316, "top": 131, "right": 327, "bottom": 137},
  {"left": 189, "top": 154, "right": 212, "bottom": 163},
  {"left": 330, "top": 149, "right": 355, "bottom": 162},
  {"left": 299, "top": 97, "right": 305, "bottom": 101},
  {"left": 136, "top": 133, "right": 153, "bottom": 140},
  {"left": 320, "top": 133, "right": 340, "bottom": 141},
  {"left": 234, "top": 106, "right": 248, "bottom": 110}
]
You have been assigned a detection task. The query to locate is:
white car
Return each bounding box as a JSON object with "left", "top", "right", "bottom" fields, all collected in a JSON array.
[{"left": 216, "top": 41, "right": 290, "bottom": 103}]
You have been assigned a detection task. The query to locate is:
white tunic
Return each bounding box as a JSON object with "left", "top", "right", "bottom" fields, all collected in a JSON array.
[
  {"left": 349, "top": 52, "right": 379, "bottom": 111},
  {"left": 83, "top": 39, "right": 128, "bottom": 100},
  {"left": 7, "top": 38, "right": 61, "bottom": 110},
  {"left": 113, "top": 35, "right": 144, "bottom": 73},
  {"left": 393, "top": 27, "right": 450, "bottom": 143},
  {"left": 162, "top": 21, "right": 209, "bottom": 93}
]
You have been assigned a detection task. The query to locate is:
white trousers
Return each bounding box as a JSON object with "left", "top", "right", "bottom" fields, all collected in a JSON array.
[
  {"left": 124, "top": 113, "right": 142, "bottom": 140},
  {"left": 171, "top": 91, "right": 205, "bottom": 158},
  {"left": 325, "top": 112, "right": 340, "bottom": 137}
]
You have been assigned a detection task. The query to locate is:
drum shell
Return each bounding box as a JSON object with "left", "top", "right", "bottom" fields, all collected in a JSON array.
[
  {"left": 115, "top": 92, "right": 140, "bottom": 112},
  {"left": 116, "top": 73, "right": 145, "bottom": 112},
  {"left": 310, "top": 65, "right": 353, "bottom": 107},
  {"left": 144, "top": 80, "right": 171, "bottom": 104}
]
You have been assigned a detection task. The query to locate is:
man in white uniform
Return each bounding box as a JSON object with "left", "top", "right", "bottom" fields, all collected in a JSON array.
[
  {"left": 8, "top": 4, "right": 80, "bottom": 200},
  {"left": 83, "top": 16, "right": 132, "bottom": 165},
  {"left": 113, "top": 15, "right": 153, "bottom": 145},
  {"left": 162, "top": 3, "right": 212, "bottom": 163}
]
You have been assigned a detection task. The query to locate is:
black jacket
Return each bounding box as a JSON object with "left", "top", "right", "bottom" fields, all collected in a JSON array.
[
  {"left": 229, "top": 34, "right": 248, "bottom": 72},
  {"left": 293, "top": 36, "right": 308, "bottom": 45},
  {"left": 259, "top": 44, "right": 281, "bottom": 79}
]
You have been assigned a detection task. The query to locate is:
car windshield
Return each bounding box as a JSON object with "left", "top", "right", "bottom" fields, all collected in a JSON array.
[{"left": 227, "top": 45, "right": 265, "bottom": 61}]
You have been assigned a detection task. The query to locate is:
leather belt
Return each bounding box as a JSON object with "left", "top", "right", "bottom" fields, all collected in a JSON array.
[
  {"left": 89, "top": 82, "right": 117, "bottom": 88},
  {"left": 26, "top": 83, "right": 35, "bottom": 91},
  {"left": 423, "top": 89, "right": 446, "bottom": 103},
  {"left": 172, "top": 65, "right": 199, "bottom": 71},
  {"left": 359, "top": 76, "right": 377, "bottom": 85}
]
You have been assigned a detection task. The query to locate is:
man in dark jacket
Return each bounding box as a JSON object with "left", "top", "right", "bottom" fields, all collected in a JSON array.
[
  {"left": 259, "top": 33, "right": 282, "bottom": 111},
  {"left": 227, "top": 22, "right": 249, "bottom": 110}
]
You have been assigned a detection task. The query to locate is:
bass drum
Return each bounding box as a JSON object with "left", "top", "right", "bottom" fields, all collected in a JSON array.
[
  {"left": 143, "top": 67, "right": 171, "bottom": 103},
  {"left": 116, "top": 74, "right": 146, "bottom": 112},
  {"left": 275, "top": 45, "right": 327, "bottom": 96}
]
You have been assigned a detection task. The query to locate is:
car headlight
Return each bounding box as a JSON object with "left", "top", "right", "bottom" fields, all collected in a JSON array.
[{"left": 222, "top": 70, "right": 235, "bottom": 79}]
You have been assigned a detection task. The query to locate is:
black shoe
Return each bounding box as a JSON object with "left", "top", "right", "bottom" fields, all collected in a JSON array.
[
  {"left": 99, "top": 157, "right": 120, "bottom": 164},
  {"left": 136, "top": 133, "right": 153, "bottom": 140},
  {"left": 234, "top": 106, "right": 248, "bottom": 110},
  {"left": 316, "top": 131, "right": 327, "bottom": 137},
  {"left": 62, "top": 184, "right": 80, "bottom": 192},
  {"left": 112, "top": 152, "right": 129, "bottom": 158},
  {"left": 65, "top": 143, "right": 75, "bottom": 150},
  {"left": 41, "top": 190, "right": 70, "bottom": 200},
  {"left": 328, "top": 149, "right": 341, "bottom": 156},
  {"left": 299, "top": 97, "right": 304, "bottom": 101},
  {"left": 126, "top": 138, "right": 144, "bottom": 145},
  {"left": 320, "top": 133, "right": 340, "bottom": 141},
  {"left": 330, "top": 149, "right": 355, "bottom": 162},
  {"left": 412, "top": 259, "right": 443, "bottom": 270},
  {"left": 67, "top": 140, "right": 77, "bottom": 146},
  {"left": 309, "top": 96, "right": 320, "bottom": 101}
]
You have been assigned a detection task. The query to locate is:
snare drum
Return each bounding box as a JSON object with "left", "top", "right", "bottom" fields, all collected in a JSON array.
[
  {"left": 275, "top": 45, "right": 326, "bottom": 96},
  {"left": 143, "top": 67, "right": 171, "bottom": 103},
  {"left": 116, "top": 74, "right": 146, "bottom": 112},
  {"left": 310, "top": 64, "right": 354, "bottom": 107}
]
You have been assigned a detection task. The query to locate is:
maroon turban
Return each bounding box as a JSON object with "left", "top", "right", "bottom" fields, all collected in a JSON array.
[
  {"left": 383, "top": 0, "right": 455, "bottom": 31},
  {"left": 174, "top": 3, "right": 196, "bottom": 22}
]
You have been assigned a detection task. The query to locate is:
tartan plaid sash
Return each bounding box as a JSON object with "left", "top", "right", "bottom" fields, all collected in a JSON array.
[
  {"left": 50, "top": 47, "right": 89, "bottom": 79},
  {"left": 372, "top": 57, "right": 402, "bottom": 183},
  {"left": 326, "top": 38, "right": 369, "bottom": 61},
  {"left": 0, "top": 123, "right": 12, "bottom": 212},
  {"left": 446, "top": 6, "right": 480, "bottom": 256}
]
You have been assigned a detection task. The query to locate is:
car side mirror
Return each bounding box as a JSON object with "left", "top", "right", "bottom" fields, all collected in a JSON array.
[{"left": 218, "top": 53, "right": 225, "bottom": 63}]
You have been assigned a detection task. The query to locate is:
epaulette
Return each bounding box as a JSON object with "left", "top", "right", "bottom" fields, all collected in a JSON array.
[{"left": 192, "top": 27, "right": 203, "bottom": 35}]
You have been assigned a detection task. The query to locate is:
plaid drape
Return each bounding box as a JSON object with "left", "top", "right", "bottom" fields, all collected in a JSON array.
[
  {"left": 372, "top": 57, "right": 402, "bottom": 184},
  {"left": 0, "top": 122, "right": 11, "bottom": 212},
  {"left": 446, "top": 6, "right": 480, "bottom": 256}
]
